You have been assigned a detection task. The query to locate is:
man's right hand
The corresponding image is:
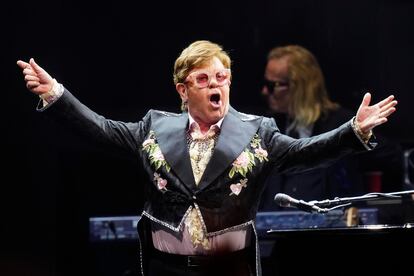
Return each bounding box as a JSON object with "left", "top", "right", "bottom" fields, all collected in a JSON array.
[{"left": 17, "top": 58, "right": 54, "bottom": 95}]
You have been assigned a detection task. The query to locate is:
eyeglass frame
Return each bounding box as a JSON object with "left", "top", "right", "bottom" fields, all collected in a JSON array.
[{"left": 183, "top": 68, "right": 232, "bottom": 89}]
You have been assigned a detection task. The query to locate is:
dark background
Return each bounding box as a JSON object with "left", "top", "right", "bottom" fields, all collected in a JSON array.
[{"left": 2, "top": 0, "right": 414, "bottom": 275}]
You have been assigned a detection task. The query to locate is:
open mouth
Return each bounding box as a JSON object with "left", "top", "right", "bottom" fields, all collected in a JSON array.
[{"left": 210, "top": 93, "right": 221, "bottom": 106}]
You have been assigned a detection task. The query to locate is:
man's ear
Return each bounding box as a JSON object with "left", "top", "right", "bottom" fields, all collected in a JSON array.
[{"left": 176, "top": 83, "right": 188, "bottom": 102}]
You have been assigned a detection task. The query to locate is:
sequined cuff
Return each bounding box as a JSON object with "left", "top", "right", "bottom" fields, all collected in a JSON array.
[
  {"left": 39, "top": 78, "right": 64, "bottom": 106},
  {"left": 351, "top": 116, "right": 372, "bottom": 144}
]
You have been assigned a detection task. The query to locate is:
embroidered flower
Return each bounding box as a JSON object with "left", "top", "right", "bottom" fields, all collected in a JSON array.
[
  {"left": 254, "top": 147, "right": 268, "bottom": 162},
  {"left": 233, "top": 151, "right": 251, "bottom": 169},
  {"left": 229, "top": 134, "right": 269, "bottom": 179},
  {"left": 228, "top": 134, "right": 268, "bottom": 195},
  {"left": 251, "top": 134, "right": 268, "bottom": 162},
  {"left": 142, "top": 138, "right": 155, "bottom": 148},
  {"left": 152, "top": 148, "right": 165, "bottom": 161},
  {"left": 229, "top": 178, "right": 248, "bottom": 196},
  {"left": 142, "top": 131, "right": 171, "bottom": 172},
  {"left": 250, "top": 134, "right": 261, "bottom": 149},
  {"left": 153, "top": 172, "right": 168, "bottom": 192},
  {"left": 229, "top": 150, "right": 255, "bottom": 178}
]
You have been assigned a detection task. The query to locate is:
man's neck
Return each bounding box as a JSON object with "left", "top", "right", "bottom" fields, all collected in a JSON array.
[
  {"left": 188, "top": 113, "right": 224, "bottom": 134},
  {"left": 198, "top": 122, "right": 213, "bottom": 134}
]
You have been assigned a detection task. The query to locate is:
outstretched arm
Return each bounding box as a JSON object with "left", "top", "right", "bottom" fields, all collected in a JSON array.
[
  {"left": 16, "top": 58, "right": 150, "bottom": 155},
  {"left": 266, "top": 93, "right": 398, "bottom": 174}
]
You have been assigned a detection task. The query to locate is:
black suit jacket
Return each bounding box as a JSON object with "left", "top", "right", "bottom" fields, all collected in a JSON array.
[{"left": 39, "top": 89, "right": 373, "bottom": 275}]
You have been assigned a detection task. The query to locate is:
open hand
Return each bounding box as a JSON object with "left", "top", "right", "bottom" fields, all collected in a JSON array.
[
  {"left": 17, "top": 58, "right": 54, "bottom": 95},
  {"left": 356, "top": 93, "right": 397, "bottom": 134}
]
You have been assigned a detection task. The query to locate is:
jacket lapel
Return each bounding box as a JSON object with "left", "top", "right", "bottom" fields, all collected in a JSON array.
[
  {"left": 197, "top": 108, "right": 262, "bottom": 192},
  {"left": 151, "top": 111, "right": 196, "bottom": 193}
]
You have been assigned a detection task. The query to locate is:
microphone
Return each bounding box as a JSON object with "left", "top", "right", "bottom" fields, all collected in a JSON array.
[{"left": 274, "top": 193, "right": 328, "bottom": 213}]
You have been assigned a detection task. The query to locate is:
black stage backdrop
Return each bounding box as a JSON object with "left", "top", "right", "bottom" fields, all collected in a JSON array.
[{"left": 2, "top": 1, "right": 414, "bottom": 275}]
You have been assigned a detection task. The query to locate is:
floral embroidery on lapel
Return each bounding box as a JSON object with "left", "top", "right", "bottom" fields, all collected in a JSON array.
[
  {"left": 229, "top": 178, "right": 248, "bottom": 196},
  {"left": 229, "top": 134, "right": 268, "bottom": 179},
  {"left": 142, "top": 130, "right": 171, "bottom": 172},
  {"left": 229, "top": 150, "right": 255, "bottom": 178},
  {"left": 251, "top": 134, "right": 269, "bottom": 162},
  {"left": 153, "top": 173, "right": 168, "bottom": 192}
]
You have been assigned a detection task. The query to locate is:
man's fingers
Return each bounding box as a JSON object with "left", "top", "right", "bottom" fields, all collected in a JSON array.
[
  {"left": 375, "top": 117, "right": 388, "bottom": 126},
  {"left": 23, "top": 68, "right": 37, "bottom": 76},
  {"left": 18, "top": 59, "right": 44, "bottom": 74},
  {"left": 361, "top": 92, "right": 371, "bottom": 107},
  {"left": 377, "top": 95, "right": 395, "bottom": 108},
  {"left": 24, "top": 75, "right": 40, "bottom": 82},
  {"left": 26, "top": 81, "right": 40, "bottom": 89},
  {"left": 30, "top": 58, "right": 43, "bottom": 74},
  {"left": 17, "top": 60, "right": 30, "bottom": 69},
  {"left": 380, "top": 107, "right": 396, "bottom": 118},
  {"left": 378, "top": 99, "right": 397, "bottom": 119},
  {"left": 380, "top": 100, "right": 397, "bottom": 113}
]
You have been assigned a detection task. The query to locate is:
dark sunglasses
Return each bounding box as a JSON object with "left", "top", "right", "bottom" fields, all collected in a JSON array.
[{"left": 262, "top": 79, "right": 289, "bottom": 93}]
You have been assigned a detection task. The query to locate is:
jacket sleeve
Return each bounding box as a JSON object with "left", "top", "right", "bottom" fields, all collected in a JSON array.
[
  {"left": 262, "top": 117, "right": 375, "bottom": 174},
  {"left": 36, "top": 87, "right": 150, "bottom": 156}
]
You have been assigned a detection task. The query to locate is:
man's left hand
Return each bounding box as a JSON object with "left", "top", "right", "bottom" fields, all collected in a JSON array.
[{"left": 356, "top": 93, "right": 397, "bottom": 134}]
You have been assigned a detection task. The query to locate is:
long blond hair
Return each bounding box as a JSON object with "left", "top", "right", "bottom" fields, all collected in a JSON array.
[{"left": 267, "top": 45, "right": 338, "bottom": 127}]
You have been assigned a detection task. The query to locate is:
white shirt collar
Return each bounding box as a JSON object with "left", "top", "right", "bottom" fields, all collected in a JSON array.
[{"left": 188, "top": 112, "right": 224, "bottom": 130}]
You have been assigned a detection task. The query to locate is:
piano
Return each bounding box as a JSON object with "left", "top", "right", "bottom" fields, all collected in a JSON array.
[{"left": 88, "top": 194, "right": 414, "bottom": 276}]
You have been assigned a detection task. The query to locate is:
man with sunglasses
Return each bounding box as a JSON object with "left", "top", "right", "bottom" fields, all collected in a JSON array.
[
  {"left": 17, "top": 40, "right": 397, "bottom": 276},
  {"left": 259, "top": 45, "right": 404, "bottom": 211}
]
